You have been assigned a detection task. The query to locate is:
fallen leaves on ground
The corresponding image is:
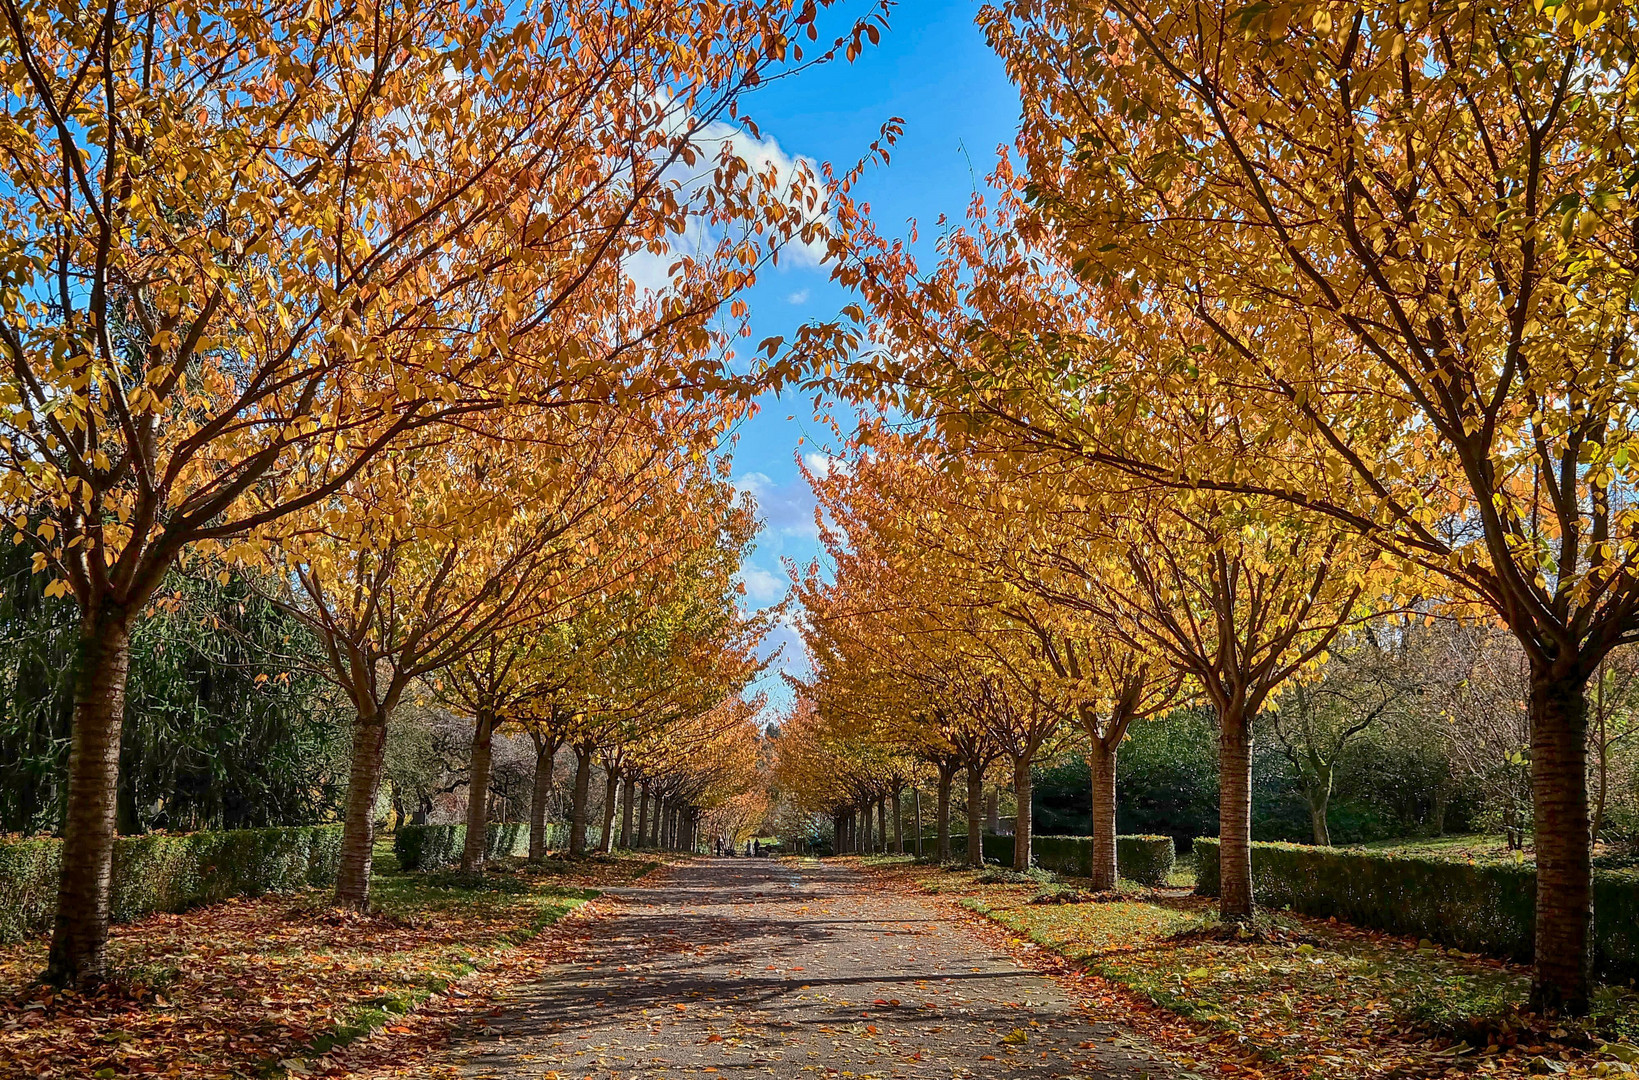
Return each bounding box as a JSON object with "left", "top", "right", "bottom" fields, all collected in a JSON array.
[
  {"left": 859, "top": 858, "right": 1639, "bottom": 1080},
  {"left": 0, "top": 852, "right": 661, "bottom": 1079}
]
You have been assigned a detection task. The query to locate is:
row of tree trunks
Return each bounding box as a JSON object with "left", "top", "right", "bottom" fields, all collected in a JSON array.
[
  {"left": 597, "top": 767, "right": 620, "bottom": 854},
  {"left": 620, "top": 777, "right": 636, "bottom": 848}
]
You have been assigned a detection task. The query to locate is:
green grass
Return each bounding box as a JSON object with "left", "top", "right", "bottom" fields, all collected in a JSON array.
[{"left": 889, "top": 863, "right": 1639, "bottom": 1077}]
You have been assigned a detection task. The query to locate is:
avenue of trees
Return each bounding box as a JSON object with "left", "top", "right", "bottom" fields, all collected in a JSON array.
[
  {"left": 8, "top": 0, "right": 1639, "bottom": 1031},
  {"left": 771, "top": 0, "right": 1639, "bottom": 1016}
]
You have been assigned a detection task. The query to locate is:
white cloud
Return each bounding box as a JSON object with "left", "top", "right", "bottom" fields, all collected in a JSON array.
[
  {"left": 786, "top": 288, "right": 810, "bottom": 305},
  {"left": 621, "top": 99, "right": 833, "bottom": 298},
  {"left": 736, "top": 562, "right": 786, "bottom": 604},
  {"left": 735, "top": 470, "right": 821, "bottom": 540}
]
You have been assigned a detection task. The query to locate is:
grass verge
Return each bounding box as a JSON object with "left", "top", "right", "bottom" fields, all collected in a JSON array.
[{"left": 862, "top": 858, "right": 1639, "bottom": 1080}]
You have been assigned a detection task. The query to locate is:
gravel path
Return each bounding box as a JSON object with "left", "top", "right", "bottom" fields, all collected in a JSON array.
[{"left": 456, "top": 857, "right": 1179, "bottom": 1080}]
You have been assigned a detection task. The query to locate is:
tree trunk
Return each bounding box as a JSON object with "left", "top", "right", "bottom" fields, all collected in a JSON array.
[
  {"left": 1529, "top": 664, "right": 1593, "bottom": 1014},
  {"left": 1012, "top": 754, "right": 1033, "bottom": 871},
  {"left": 913, "top": 787, "right": 922, "bottom": 858},
  {"left": 332, "top": 704, "right": 391, "bottom": 911},
  {"left": 598, "top": 767, "right": 619, "bottom": 854},
  {"left": 620, "top": 776, "right": 636, "bottom": 849},
  {"left": 650, "top": 795, "right": 664, "bottom": 848},
  {"left": 1309, "top": 790, "right": 1332, "bottom": 848},
  {"left": 966, "top": 765, "right": 984, "bottom": 867},
  {"left": 936, "top": 764, "right": 953, "bottom": 863},
  {"left": 637, "top": 784, "right": 651, "bottom": 849},
  {"left": 1088, "top": 741, "right": 1118, "bottom": 891},
  {"left": 877, "top": 796, "right": 888, "bottom": 854},
  {"left": 528, "top": 737, "right": 557, "bottom": 861},
  {"left": 1218, "top": 706, "right": 1255, "bottom": 921},
  {"left": 569, "top": 745, "right": 593, "bottom": 857},
  {"left": 45, "top": 613, "right": 131, "bottom": 988},
  {"left": 461, "top": 710, "right": 496, "bottom": 874},
  {"left": 892, "top": 787, "right": 904, "bottom": 854}
]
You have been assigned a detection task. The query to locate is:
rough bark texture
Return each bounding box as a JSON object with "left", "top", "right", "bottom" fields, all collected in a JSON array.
[
  {"left": 1309, "top": 789, "right": 1332, "bottom": 848},
  {"left": 913, "top": 788, "right": 922, "bottom": 857},
  {"left": 569, "top": 745, "right": 593, "bottom": 856},
  {"left": 620, "top": 776, "right": 636, "bottom": 849},
  {"left": 1529, "top": 665, "right": 1593, "bottom": 1013},
  {"left": 1088, "top": 742, "right": 1119, "bottom": 891},
  {"left": 333, "top": 704, "right": 391, "bottom": 910},
  {"left": 598, "top": 768, "right": 619, "bottom": 854},
  {"left": 1011, "top": 755, "right": 1033, "bottom": 871},
  {"left": 936, "top": 766, "right": 953, "bottom": 863},
  {"left": 1218, "top": 707, "right": 1255, "bottom": 921},
  {"left": 45, "top": 613, "right": 131, "bottom": 988},
  {"left": 528, "top": 738, "right": 557, "bottom": 862},
  {"left": 965, "top": 767, "right": 984, "bottom": 867},
  {"left": 461, "top": 710, "right": 496, "bottom": 873}
]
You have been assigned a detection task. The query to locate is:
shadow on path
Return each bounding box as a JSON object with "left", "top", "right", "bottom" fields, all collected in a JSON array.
[{"left": 458, "top": 857, "right": 1183, "bottom": 1079}]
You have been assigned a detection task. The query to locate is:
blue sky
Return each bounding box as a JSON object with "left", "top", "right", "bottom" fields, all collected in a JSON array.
[{"left": 718, "top": 0, "right": 1021, "bottom": 717}]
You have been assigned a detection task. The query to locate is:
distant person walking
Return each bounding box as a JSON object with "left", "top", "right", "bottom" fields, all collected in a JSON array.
[{"left": 753, "top": 840, "right": 761, "bottom": 857}]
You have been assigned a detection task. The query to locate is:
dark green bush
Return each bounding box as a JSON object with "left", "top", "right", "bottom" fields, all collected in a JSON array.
[
  {"left": 951, "top": 833, "right": 1175, "bottom": 885},
  {"left": 1193, "top": 838, "right": 1639, "bottom": 978},
  {"left": 392, "top": 823, "right": 531, "bottom": 871},
  {"left": 1116, "top": 835, "right": 1176, "bottom": 885},
  {"left": 0, "top": 825, "right": 342, "bottom": 943}
]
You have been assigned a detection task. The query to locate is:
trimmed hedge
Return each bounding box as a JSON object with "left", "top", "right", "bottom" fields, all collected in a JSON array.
[
  {"left": 948, "top": 833, "right": 1176, "bottom": 885},
  {"left": 1193, "top": 838, "right": 1639, "bottom": 979},
  {"left": 392, "top": 823, "right": 531, "bottom": 872},
  {"left": 0, "top": 825, "right": 343, "bottom": 943}
]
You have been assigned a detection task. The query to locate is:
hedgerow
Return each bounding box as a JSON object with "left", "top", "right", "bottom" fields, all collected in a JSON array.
[
  {"left": 1193, "top": 838, "right": 1639, "bottom": 978},
  {"left": 0, "top": 825, "right": 343, "bottom": 942},
  {"left": 949, "top": 833, "right": 1176, "bottom": 885},
  {"left": 392, "top": 823, "right": 531, "bottom": 871}
]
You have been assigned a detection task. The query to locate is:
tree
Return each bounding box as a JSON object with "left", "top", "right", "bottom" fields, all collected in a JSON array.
[
  {"left": 1270, "top": 629, "right": 1418, "bottom": 847},
  {"left": 964, "top": 0, "right": 1636, "bottom": 1011},
  {"left": 1, "top": 0, "right": 875, "bottom": 985}
]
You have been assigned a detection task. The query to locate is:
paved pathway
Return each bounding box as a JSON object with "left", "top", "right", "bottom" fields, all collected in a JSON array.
[{"left": 457, "top": 858, "right": 1178, "bottom": 1080}]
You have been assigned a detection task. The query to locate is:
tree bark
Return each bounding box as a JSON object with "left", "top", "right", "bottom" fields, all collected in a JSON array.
[
  {"left": 598, "top": 767, "right": 619, "bottom": 854},
  {"left": 877, "top": 796, "right": 888, "bottom": 855},
  {"left": 45, "top": 612, "right": 131, "bottom": 988},
  {"left": 461, "top": 709, "right": 496, "bottom": 873},
  {"left": 1529, "top": 664, "right": 1593, "bottom": 1014},
  {"left": 1012, "top": 754, "right": 1033, "bottom": 871},
  {"left": 1309, "top": 790, "right": 1332, "bottom": 848},
  {"left": 913, "top": 787, "right": 922, "bottom": 858},
  {"left": 637, "top": 784, "right": 650, "bottom": 849},
  {"left": 1218, "top": 706, "right": 1255, "bottom": 921},
  {"left": 1088, "top": 741, "right": 1118, "bottom": 891},
  {"left": 569, "top": 744, "right": 593, "bottom": 857},
  {"left": 965, "top": 765, "right": 984, "bottom": 867},
  {"left": 333, "top": 704, "right": 391, "bottom": 911},
  {"left": 620, "top": 776, "right": 636, "bottom": 849},
  {"left": 892, "top": 787, "right": 904, "bottom": 854},
  {"left": 528, "top": 736, "right": 557, "bottom": 861},
  {"left": 936, "top": 763, "right": 953, "bottom": 862}
]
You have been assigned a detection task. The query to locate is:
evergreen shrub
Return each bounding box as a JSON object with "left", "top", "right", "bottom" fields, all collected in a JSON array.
[
  {"left": 392, "top": 823, "right": 531, "bottom": 871},
  {"left": 1192, "top": 838, "right": 1639, "bottom": 978},
  {"left": 952, "top": 833, "right": 1176, "bottom": 885},
  {"left": 0, "top": 825, "right": 343, "bottom": 942}
]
